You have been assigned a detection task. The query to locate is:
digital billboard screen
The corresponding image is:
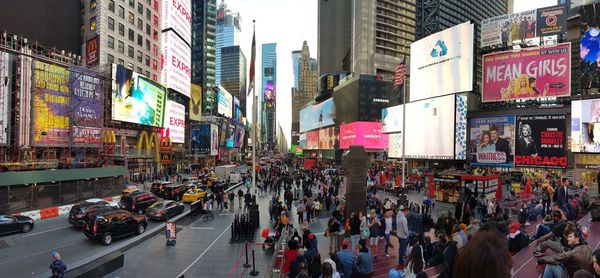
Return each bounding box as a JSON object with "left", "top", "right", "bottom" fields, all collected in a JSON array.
[
  {"left": 161, "top": 31, "right": 191, "bottom": 97},
  {"left": 387, "top": 133, "right": 402, "bottom": 158},
  {"left": 515, "top": 114, "right": 566, "bottom": 168},
  {"left": 161, "top": 0, "right": 192, "bottom": 45},
  {"left": 235, "top": 127, "right": 245, "bottom": 148},
  {"left": 318, "top": 127, "right": 338, "bottom": 150},
  {"left": 410, "top": 22, "right": 473, "bottom": 102},
  {"left": 580, "top": 3, "right": 600, "bottom": 90},
  {"left": 112, "top": 64, "right": 166, "bottom": 127},
  {"left": 571, "top": 99, "right": 600, "bottom": 153},
  {"left": 264, "top": 80, "right": 275, "bottom": 101},
  {"left": 163, "top": 101, "right": 185, "bottom": 143},
  {"left": 189, "top": 83, "right": 202, "bottom": 121},
  {"left": 217, "top": 86, "right": 233, "bottom": 118},
  {"left": 339, "top": 121, "right": 387, "bottom": 150},
  {"left": 70, "top": 67, "right": 103, "bottom": 145},
  {"left": 469, "top": 116, "right": 516, "bottom": 167},
  {"left": 306, "top": 130, "right": 319, "bottom": 150},
  {"left": 300, "top": 98, "right": 335, "bottom": 133},
  {"left": 482, "top": 43, "right": 571, "bottom": 102},
  {"left": 33, "top": 61, "right": 70, "bottom": 146}
]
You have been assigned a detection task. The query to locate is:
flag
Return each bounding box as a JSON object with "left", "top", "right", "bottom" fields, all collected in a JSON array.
[
  {"left": 394, "top": 56, "right": 406, "bottom": 88},
  {"left": 247, "top": 28, "right": 256, "bottom": 96}
]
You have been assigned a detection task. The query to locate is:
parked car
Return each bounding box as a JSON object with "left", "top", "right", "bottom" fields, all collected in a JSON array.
[
  {"left": 119, "top": 191, "right": 158, "bottom": 214},
  {"left": 69, "top": 199, "right": 119, "bottom": 227},
  {"left": 151, "top": 182, "right": 189, "bottom": 201},
  {"left": 145, "top": 200, "right": 185, "bottom": 221},
  {"left": 182, "top": 187, "right": 207, "bottom": 203},
  {"left": 82, "top": 209, "right": 147, "bottom": 245},
  {"left": 0, "top": 214, "right": 34, "bottom": 235}
]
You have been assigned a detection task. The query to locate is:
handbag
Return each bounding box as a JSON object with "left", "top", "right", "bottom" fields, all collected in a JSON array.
[{"left": 362, "top": 227, "right": 370, "bottom": 239}]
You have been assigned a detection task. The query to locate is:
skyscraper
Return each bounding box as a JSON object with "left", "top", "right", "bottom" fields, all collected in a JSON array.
[
  {"left": 192, "top": 0, "right": 217, "bottom": 90},
  {"left": 317, "top": 0, "right": 352, "bottom": 76},
  {"left": 261, "top": 43, "right": 277, "bottom": 149},
  {"left": 220, "top": 46, "right": 246, "bottom": 112},
  {"left": 292, "top": 41, "right": 318, "bottom": 144},
  {"left": 215, "top": 2, "right": 241, "bottom": 85},
  {"left": 292, "top": 50, "right": 302, "bottom": 90}
]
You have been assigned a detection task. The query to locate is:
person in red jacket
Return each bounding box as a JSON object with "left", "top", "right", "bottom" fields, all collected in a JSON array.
[{"left": 283, "top": 239, "right": 300, "bottom": 273}]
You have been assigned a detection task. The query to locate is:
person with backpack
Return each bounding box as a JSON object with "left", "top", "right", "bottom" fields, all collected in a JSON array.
[
  {"left": 541, "top": 180, "right": 554, "bottom": 217},
  {"left": 237, "top": 189, "right": 244, "bottom": 210},
  {"left": 49, "top": 251, "right": 67, "bottom": 278}
]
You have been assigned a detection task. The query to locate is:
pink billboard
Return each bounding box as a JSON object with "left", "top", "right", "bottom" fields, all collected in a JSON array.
[
  {"left": 482, "top": 43, "right": 570, "bottom": 102},
  {"left": 306, "top": 130, "right": 319, "bottom": 150},
  {"left": 339, "top": 121, "right": 388, "bottom": 149}
]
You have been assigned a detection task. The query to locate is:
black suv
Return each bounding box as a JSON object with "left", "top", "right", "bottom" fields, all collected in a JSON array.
[
  {"left": 119, "top": 191, "right": 158, "bottom": 214},
  {"left": 68, "top": 199, "right": 118, "bottom": 227},
  {"left": 151, "top": 182, "right": 188, "bottom": 201},
  {"left": 82, "top": 209, "right": 147, "bottom": 245}
]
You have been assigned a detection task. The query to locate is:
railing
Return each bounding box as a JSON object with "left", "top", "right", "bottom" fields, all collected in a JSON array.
[{"left": 265, "top": 225, "right": 291, "bottom": 278}]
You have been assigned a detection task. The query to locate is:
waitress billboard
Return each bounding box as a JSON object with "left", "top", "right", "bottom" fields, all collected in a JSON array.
[{"left": 339, "top": 121, "right": 388, "bottom": 150}]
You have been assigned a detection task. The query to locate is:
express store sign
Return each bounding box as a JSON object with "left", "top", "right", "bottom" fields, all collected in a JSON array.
[
  {"left": 162, "top": 0, "right": 192, "bottom": 44},
  {"left": 163, "top": 100, "right": 186, "bottom": 143},
  {"left": 161, "top": 31, "right": 191, "bottom": 97}
]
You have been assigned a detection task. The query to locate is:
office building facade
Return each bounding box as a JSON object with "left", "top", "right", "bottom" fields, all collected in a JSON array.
[
  {"left": 292, "top": 50, "right": 302, "bottom": 90},
  {"left": 192, "top": 0, "right": 217, "bottom": 90},
  {"left": 220, "top": 45, "right": 246, "bottom": 112},
  {"left": 292, "top": 41, "right": 318, "bottom": 144},
  {"left": 215, "top": 2, "right": 241, "bottom": 85},
  {"left": 261, "top": 43, "right": 277, "bottom": 149},
  {"left": 317, "top": 0, "right": 352, "bottom": 76}
]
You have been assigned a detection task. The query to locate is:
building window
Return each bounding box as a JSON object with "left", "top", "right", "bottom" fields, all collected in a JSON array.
[
  {"left": 118, "top": 58, "right": 124, "bottom": 65},
  {"left": 108, "top": 35, "right": 114, "bottom": 48},
  {"left": 118, "top": 5, "right": 124, "bottom": 18},
  {"left": 137, "top": 66, "right": 143, "bottom": 73},
  {"left": 128, "top": 29, "right": 134, "bottom": 41},
  {"left": 146, "top": 8, "right": 151, "bottom": 20},
  {"left": 108, "top": 16, "right": 115, "bottom": 30},
  {"left": 129, "top": 0, "right": 134, "bottom": 8},
  {"left": 146, "top": 24, "right": 150, "bottom": 35},
  {"left": 108, "top": 0, "right": 115, "bottom": 12},
  {"left": 118, "top": 23, "right": 125, "bottom": 36},
  {"left": 128, "top": 46, "right": 134, "bottom": 58},
  {"left": 153, "top": 0, "right": 158, "bottom": 12},
  {"left": 90, "top": 0, "right": 97, "bottom": 12},
  {"left": 118, "top": 40, "right": 124, "bottom": 53},
  {"left": 107, "top": 54, "right": 114, "bottom": 64},
  {"left": 138, "top": 2, "right": 143, "bottom": 14},
  {"left": 137, "top": 34, "right": 143, "bottom": 46},
  {"left": 145, "top": 70, "right": 150, "bottom": 77},
  {"left": 152, "top": 44, "right": 158, "bottom": 56},
  {"left": 153, "top": 30, "right": 158, "bottom": 41},
  {"left": 128, "top": 12, "right": 134, "bottom": 24},
  {"left": 137, "top": 51, "right": 143, "bottom": 63},
  {"left": 137, "top": 18, "right": 143, "bottom": 30},
  {"left": 152, "top": 59, "right": 157, "bottom": 70},
  {"left": 89, "top": 16, "right": 97, "bottom": 31},
  {"left": 145, "top": 55, "right": 150, "bottom": 66},
  {"left": 153, "top": 15, "right": 158, "bottom": 28},
  {"left": 145, "top": 39, "right": 150, "bottom": 50}
]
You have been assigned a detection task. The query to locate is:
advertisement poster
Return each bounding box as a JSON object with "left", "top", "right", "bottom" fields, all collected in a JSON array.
[
  {"left": 299, "top": 133, "right": 306, "bottom": 148},
  {"left": 189, "top": 84, "right": 202, "bottom": 121},
  {"left": 163, "top": 101, "right": 185, "bottom": 143},
  {"left": 264, "top": 80, "right": 275, "bottom": 101},
  {"left": 306, "top": 130, "right": 319, "bottom": 150},
  {"left": 410, "top": 22, "right": 473, "bottom": 102},
  {"left": 112, "top": 64, "right": 166, "bottom": 127},
  {"left": 33, "top": 61, "right": 70, "bottom": 146},
  {"left": 217, "top": 86, "right": 233, "bottom": 119},
  {"left": 381, "top": 104, "right": 402, "bottom": 133},
  {"left": 0, "top": 52, "right": 10, "bottom": 145},
  {"left": 482, "top": 43, "right": 571, "bottom": 102},
  {"left": 161, "top": 31, "right": 191, "bottom": 97},
  {"left": 481, "top": 9, "right": 538, "bottom": 47},
  {"left": 469, "top": 116, "right": 516, "bottom": 167},
  {"left": 233, "top": 97, "right": 241, "bottom": 124},
  {"left": 536, "top": 5, "right": 567, "bottom": 37},
  {"left": 339, "top": 122, "right": 388, "bottom": 150},
  {"left": 515, "top": 114, "right": 566, "bottom": 167},
  {"left": 318, "top": 127, "right": 338, "bottom": 150},
  {"left": 210, "top": 123, "right": 219, "bottom": 155},
  {"left": 86, "top": 36, "right": 99, "bottom": 66},
  {"left": 387, "top": 133, "right": 402, "bottom": 158},
  {"left": 580, "top": 3, "right": 600, "bottom": 89},
  {"left": 300, "top": 98, "right": 335, "bottom": 133},
  {"left": 226, "top": 124, "right": 235, "bottom": 148},
  {"left": 455, "top": 94, "right": 467, "bottom": 160},
  {"left": 234, "top": 127, "right": 245, "bottom": 148},
  {"left": 70, "top": 67, "right": 103, "bottom": 145},
  {"left": 571, "top": 99, "right": 600, "bottom": 153},
  {"left": 161, "top": 0, "right": 191, "bottom": 45}
]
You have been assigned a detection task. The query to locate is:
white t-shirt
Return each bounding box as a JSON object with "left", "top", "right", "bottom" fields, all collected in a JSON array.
[{"left": 385, "top": 217, "right": 393, "bottom": 235}]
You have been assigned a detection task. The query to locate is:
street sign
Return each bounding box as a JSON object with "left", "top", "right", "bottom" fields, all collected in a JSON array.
[{"left": 166, "top": 222, "right": 176, "bottom": 240}]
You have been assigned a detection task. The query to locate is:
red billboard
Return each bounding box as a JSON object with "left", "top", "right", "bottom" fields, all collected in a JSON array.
[
  {"left": 86, "top": 36, "right": 99, "bottom": 66},
  {"left": 306, "top": 130, "right": 319, "bottom": 150},
  {"left": 339, "top": 121, "right": 388, "bottom": 150}
]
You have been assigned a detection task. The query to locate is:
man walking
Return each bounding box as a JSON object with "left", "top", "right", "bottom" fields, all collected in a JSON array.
[{"left": 396, "top": 206, "right": 409, "bottom": 265}]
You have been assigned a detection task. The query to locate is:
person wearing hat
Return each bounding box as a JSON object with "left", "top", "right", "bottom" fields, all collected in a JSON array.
[
  {"left": 304, "top": 233, "right": 318, "bottom": 264},
  {"left": 49, "top": 251, "right": 67, "bottom": 278},
  {"left": 533, "top": 210, "right": 568, "bottom": 257},
  {"left": 508, "top": 222, "right": 530, "bottom": 253},
  {"left": 396, "top": 205, "right": 409, "bottom": 265},
  {"left": 336, "top": 240, "right": 355, "bottom": 278}
]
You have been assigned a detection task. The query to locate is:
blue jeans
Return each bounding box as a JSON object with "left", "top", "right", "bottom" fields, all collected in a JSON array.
[
  {"left": 543, "top": 264, "right": 563, "bottom": 278},
  {"left": 398, "top": 237, "right": 408, "bottom": 265},
  {"left": 351, "top": 234, "right": 360, "bottom": 254},
  {"left": 384, "top": 233, "right": 392, "bottom": 254},
  {"left": 534, "top": 224, "right": 552, "bottom": 240}
]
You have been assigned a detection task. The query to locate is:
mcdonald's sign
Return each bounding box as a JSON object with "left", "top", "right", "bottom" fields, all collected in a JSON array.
[
  {"left": 137, "top": 130, "right": 160, "bottom": 162},
  {"left": 103, "top": 130, "right": 117, "bottom": 144},
  {"left": 86, "top": 36, "right": 99, "bottom": 65}
]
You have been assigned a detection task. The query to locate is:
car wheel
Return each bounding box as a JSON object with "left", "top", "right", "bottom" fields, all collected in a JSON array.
[
  {"left": 101, "top": 233, "right": 113, "bottom": 246},
  {"left": 21, "top": 223, "right": 32, "bottom": 233},
  {"left": 136, "top": 224, "right": 146, "bottom": 235}
]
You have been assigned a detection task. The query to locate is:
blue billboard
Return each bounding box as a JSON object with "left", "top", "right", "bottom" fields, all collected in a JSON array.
[{"left": 299, "top": 98, "right": 335, "bottom": 133}]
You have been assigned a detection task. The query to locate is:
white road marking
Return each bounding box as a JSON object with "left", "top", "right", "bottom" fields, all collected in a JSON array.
[
  {"left": 22, "top": 225, "right": 71, "bottom": 238},
  {"left": 219, "top": 213, "right": 236, "bottom": 216},
  {"left": 189, "top": 227, "right": 215, "bottom": 230},
  {"left": 177, "top": 225, "right": 231, "bottom": 276}
]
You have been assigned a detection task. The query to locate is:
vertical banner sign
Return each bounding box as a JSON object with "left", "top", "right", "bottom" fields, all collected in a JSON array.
[
  {"left": 189, "top": 84, "right": 202, "bottom": 121},
  {"left": 70, "top": 67, "right": 103, "bottom": 145},
  {"left": 33, "top": 61, "right": 70, "bottom": 146},
  {"left": 387, "top": 133, "right": 403, "bottom": 158},
  {"left": 163, "top": 101, "right": 186, "bottom": 143},
  {"left": 165, "top": 222, "right": 176, "bottom": 239},
  {"left": 515, "top": 114, "right": 566, "bottom": 167},
  {"left": 469, "top": 116, "right": 516, "bottom": 167},
  {"left": 0, "top": 51, "right": 10, "bottom": 145},
  {"left": 190, "top": 123, "right": 210, "bottom": 154},
  {"left": 86, "top": 36, "right": 99, "bottom": 66},
  {"left": 210, "top": 123, "right": 219, "bottom": 155}
]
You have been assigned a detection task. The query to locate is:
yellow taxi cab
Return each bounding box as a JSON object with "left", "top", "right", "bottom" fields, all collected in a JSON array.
[
  {"left": 182, "top": 187, "right": 207, "bottom": 203},
  {"left": 120, "top": 187, "right": 140, "bottom": 197}
]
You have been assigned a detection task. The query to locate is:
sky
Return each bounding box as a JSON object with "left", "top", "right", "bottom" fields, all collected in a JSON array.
[
  {"left": 513, "top": 0, "right": 557, "bottom": 12},
  {"left": 224, "top": 0, "right": 317, "bottom": 148}
]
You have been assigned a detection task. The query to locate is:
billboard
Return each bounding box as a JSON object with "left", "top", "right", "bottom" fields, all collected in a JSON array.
[
  {"left": 235, "top": 127, "right": 245, "bottom": 148},
  {"left": 264, "top": 80, "right": 275, "bottom": 101},
  {"left": 112, "top": 64, "right": 166, "bottom": 127},
  {"left": 233, "top": 97, "right": 241, "bottom": 124},
  {"left": 571, "top": 99, "right": 600, "bottom": 153},
  {"left": 306, "top": 130, "right": 319, "bottom": 150},
  {"left": 85, "top": 36, "right": 99, "bottom": 65},
  {"left": 318, "top": 127, "right": 338, "bottom": 150},
  {"left": 515, "top": 114, "right": 566, "bottom": 167},
  {"left": 387, "top": 133, "right": 402, "bottom": 158},
  {"left": 33, "top": 61, "right": 70, "bottom": 146},
  {"left": 469, "top": 116, "right": 516, "bottom": 167},
  {"left": 189, "top": 83, "right": 202, "bottom": 121},
  {"left": 210, "top": 123, "right": 219, "bottom": 155},
  {"left": 482, "top": 43, "right": 571, "bottom": 102},
  {"left": 580, "top": 3, "right": 600, "bottom": 90},
  {"left": 409, "top": 22, "right": 473, "bottom": 102},
  {"left": 163, "top": 101, "right": 185, "bottom": 143},
  {"left": 0, "top": 52, "right": 10, "bottom": 145},
  {"left": 480, "top": 5, "right": 567, "bottom": 48},
  {"left": 161, "top": 31, "right": 191, "bottom": 97},
  {"left": 299, "top": 133, "right": 306, "bottom": 148},
  {"left": 382, "top": 104, "right": 402, "bottom": 133},
  {"left": 300, "top": 98, "right": 335, "bottom": 133},
  {"left": 455, "top": 94, "right": 468, "bottom": 160},
  {"left": 70, "top": 67, "right": 103, "bottom": 145},
  {"left": 161, "top": 0, "right": 192, "bottom": 45},
  {"left": 191, "top": 123, "right": 210, "bottom": 154},
  {"left": 339, "top": 121, "right": 388, "bottom": 150},
  {"left": 217, "top": 86, "right": 232, "bottom": 118}
]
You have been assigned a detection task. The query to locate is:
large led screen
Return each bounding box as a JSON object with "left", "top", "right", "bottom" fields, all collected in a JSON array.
[
  {"left": 571, "top": 99, "right": 600, "bottom": 153},
  {"left": 306, "top": 130, "right": 319, "bottom": 150},
  {"left": 70, "top": 67, "right": 103, "bottom": 145},
  {"left": 410, "top": 22, "right": 474, "bottom": 102},
  {"left": 469, "top": 116, "right": 516, "bottom": 167},
  {"left": 382, "top": 105, "right": 402, "bottom": 133},
  {"left": 264, "top": 80, "right": 275, "bottom": 101},
  {"left": 161, "top": 0, "right": 192, "bottom": 45},
  {"left": 161, "top": 31, "right": 191, "bottom": 97},
  {"left": 387, "top": 133, "right": 402, "bottom": 158},
  {"left": 482, "top": 43, "right": 571, "bottom": 102},
  {"left": 190, "top": 123, "right": 210, "bottom": 154},
  {"left": 189, "top": 83, "right": 202, "bottom": 121},
  {"left": 33, "top": 61, "right": 70, "bottom": 146},
  {"left": 339, "top": 122, "right": 388, "bottom": 150},
  {"left": 0, "top": 52, "right": 10, "bottom": 145},
  {"left": 299, "top": 133, "right": 307, "bottom": 148},
  {"left": 580, "top": 3, "right": 600, "bottom": 89},
  {"left": 515, "top": 114, "right": 566, "bottom": 168},
  {"left": 300, "top": 98, "right": 335, "bottom": 133},
  {"left": 163, "top": 100, "right": 185, "bottom": 143},
  {"left": 112, "top": 64, "right": 166, "bottom": 127},
  {"left": 318, "top": 127, "right": 338, "bottom": 150},
  {"left": 217, "top": 86, "right": 233, "bottom": 119}
]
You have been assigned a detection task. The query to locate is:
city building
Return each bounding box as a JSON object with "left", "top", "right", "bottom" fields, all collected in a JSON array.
[
  {"left": 261, "top": 43, "right": 277, "bottom": 149},
  {"left": 317, "top": 0, "right": 352, "bottom": 76},
  {"left": 220, "top": 45, "right": 247, "bottom": 112},
  {"left": 292, "top": 41, "right": 318, "bottom": 145},
  {"left": 215, "top": 2, "right": 241, "bottom": 85},
  {"left": 191, "top": 0, "right": 217, "bottom": 90},
  {"left": 292, "top": 50, "right": 301, "bottom": 89},
  {"left": 81, "top": 0, "right": 162, "bottom": 80},
  {"left": 160, "top": 0, "right": 192, "bottom": 98}
]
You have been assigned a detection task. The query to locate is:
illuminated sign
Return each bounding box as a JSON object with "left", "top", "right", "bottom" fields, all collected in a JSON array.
[
  {"left": 163, "top": 100, "right": 185, "bottom": 143},
  {"left": 161, "top": 31, "right": 191, "bottom": 97},
  {"left": 86, "top": 36, "right": 99, "bottom": 65},
  {"left": 339, "top": 121, "right": 388, "bottom": 150},
  {"left": 161, "top": 0, "right": 192, "bottom": 45}
]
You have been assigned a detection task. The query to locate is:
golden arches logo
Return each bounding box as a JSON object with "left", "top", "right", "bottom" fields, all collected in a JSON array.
[
  {"left": 137, "top": 131, "right": 160, "bottom": 162},
  {"left": 103, "top": 130, "right": 116, "bottom": 144}
]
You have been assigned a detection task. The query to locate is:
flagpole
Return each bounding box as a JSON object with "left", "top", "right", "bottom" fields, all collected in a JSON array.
[{"left": 251, "top": 20, "right": 257, "bottom": 191}]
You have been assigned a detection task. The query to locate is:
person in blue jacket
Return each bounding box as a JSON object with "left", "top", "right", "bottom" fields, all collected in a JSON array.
[{"left": 49, "top": 251, "right": 67, "bottom": 278}]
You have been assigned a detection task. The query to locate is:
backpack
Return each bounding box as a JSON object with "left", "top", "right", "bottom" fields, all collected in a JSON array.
[
  {"left": 542, "top": 188, "right": 550, "bottom": 201},
  {"left": 344, "top": 218, "right": 351, "bottom": 232}
]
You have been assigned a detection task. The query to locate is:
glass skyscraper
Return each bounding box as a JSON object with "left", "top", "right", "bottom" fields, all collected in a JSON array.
[
  {"left": 215, "top": 3, "right": 241, "bottom": 85},
  {"left": 261, "top": 43, "right": 277, "bottom": 148},
  {"left": 192, "top": 0, "right": 217, "bottom": 91},
  {"left": 292, "top": 50, "right": 302, "bottom": 90}
]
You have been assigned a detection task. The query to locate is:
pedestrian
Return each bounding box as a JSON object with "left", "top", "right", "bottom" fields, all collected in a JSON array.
[
  {"left": 368, "top": 209, "right": 381, "bottom": 259},
  {"left": 453, "top": 231, "right": 512, "bottom": 278},
  {"left": 349, "top": 212, "right": 361, "bottom": 254},
  {"left": 336, "top": 240, "right": 355, "bottom": 278},
  {"left": 354, "top": 239, "right": 373, "bottom": 276},
  {"left": 537, "top": 223, "right": 593, "bottom": 277},
  {"left": 383, "top": 209, "right": 394, "bottom": 257},
  {"left": 237, "top": 188, "right": 244, "bottom": 210},
  {"left": 396, "top": 205, "right": 409, "bottom": 265},
  {"left": 49, "top": 251, "right": 67, "bottom": 278},
  {"left": 228, "top": 191, "right": 235, "bottom": 212},
  {"left": 327, "top": 214, "right": 340, "bottom": 253}
]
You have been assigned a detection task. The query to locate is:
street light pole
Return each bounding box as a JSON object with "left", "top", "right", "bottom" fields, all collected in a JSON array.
[{"left": 251, "top": 20, "right": 257, "bottom": 190}]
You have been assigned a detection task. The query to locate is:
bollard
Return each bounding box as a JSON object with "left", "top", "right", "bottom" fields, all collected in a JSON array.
[
  {"left": 249, "top": 250, "right": 259, "bottom": 276},
  {"left": 243, "top": 243, "right": 250, "bottom": 268},
  {"left": 229, "top": 222, "right": 235, "bottom": 244}
]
